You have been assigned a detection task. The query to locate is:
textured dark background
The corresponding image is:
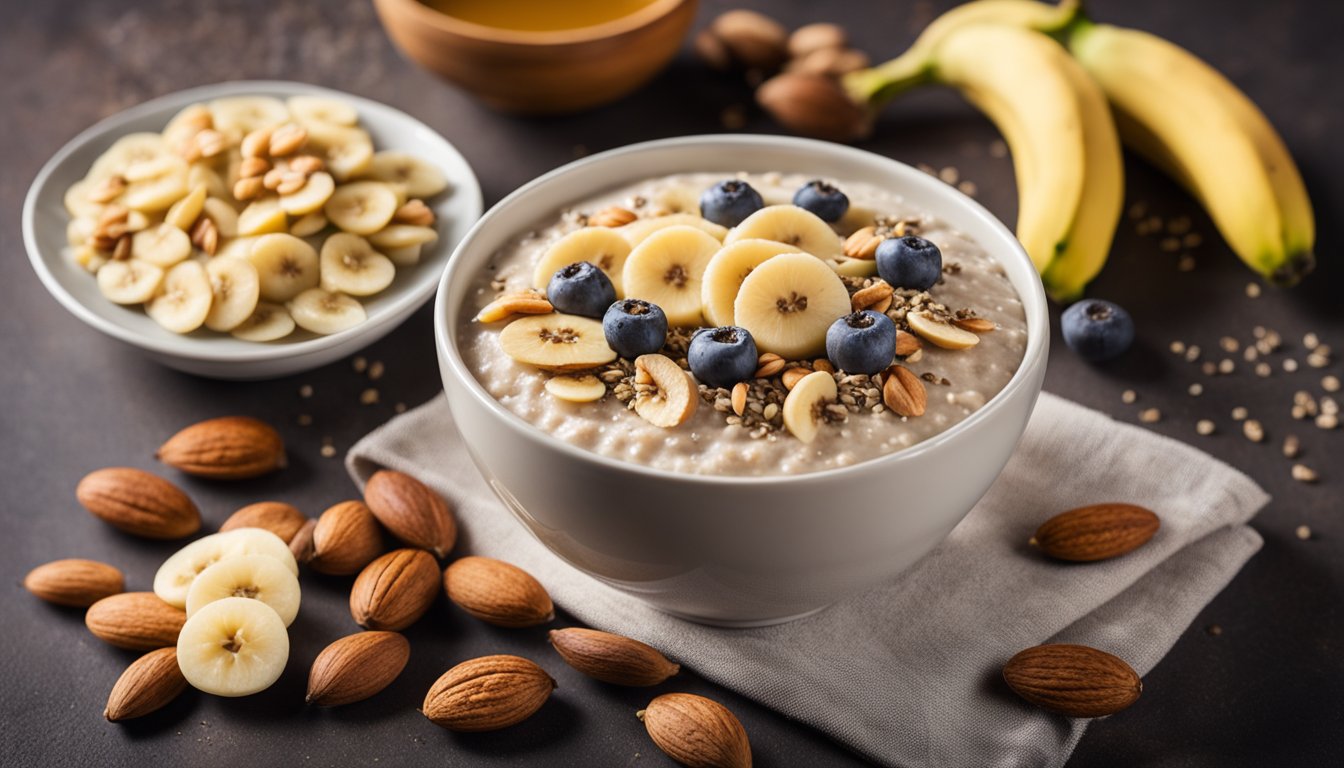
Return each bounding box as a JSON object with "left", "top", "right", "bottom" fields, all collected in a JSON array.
[{"left": 1, "top": 1, "right": 1340, "bottom": 765}]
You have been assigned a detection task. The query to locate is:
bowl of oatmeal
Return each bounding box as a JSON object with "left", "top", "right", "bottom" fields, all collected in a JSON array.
[{"left": 436, "top": 135, "right": 1048, "bottom": 625}]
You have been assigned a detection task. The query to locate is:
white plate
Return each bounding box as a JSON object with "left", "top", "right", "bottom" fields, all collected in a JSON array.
[{"left": 23, "top": 80, "right": 482, "bottom": 380}]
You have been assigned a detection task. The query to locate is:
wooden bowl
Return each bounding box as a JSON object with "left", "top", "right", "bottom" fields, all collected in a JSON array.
[{"left": 372, "top": 0, "right": 699, "bottom": 115}]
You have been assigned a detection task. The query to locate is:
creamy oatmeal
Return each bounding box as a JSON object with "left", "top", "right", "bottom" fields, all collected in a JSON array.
[{"left": 459, "top": 172, "right": 1027, "bottom": 476}]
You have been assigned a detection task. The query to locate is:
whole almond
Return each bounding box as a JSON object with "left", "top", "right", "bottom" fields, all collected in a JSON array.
[
  {"left": 895, "top": 329, "right": 922, "bottom": 357},
  {"left": 290, "top": 517, "right": 318, "bottom": 565},
  {"left": 156, "top": 416, "right": 287, "bottom": 479},
  {"left": 422, "top": 655, "right": 555, "bottom": 732},
  {"left": 350, "top": 549, "right": 440, "bottom": 631},
  {"left": 882, "top": 364, "right": 927, "bottom": 417},
  {"left": 756, "top": 72, "right": 873, "bottom": 143},
  {"left": 363, "top": 470, "right": 456, "bottom": 558},
  {"left": 710, "top": 9, "right": 788, "bottom": 71},
  {"left": 443, "top": 556, "right": 554, "bottom": 628},
  {"left": 76, "top": 467, "right": 201, "bottom": 539},
  {"left": 638, "top": 693, "right": 752, "bottom": 768},
  {"left": 1032, "top": 503, "right": 1160, "bottom": 562},
  {"left": 549, "top": 628, "right": 680, "bottom": 686},
  {"left": 85, "top": 592, "right": 187, "bottom": 650},
  {"left": 220, "top": 501, "right": 307, "bottom": 543},
  {"left": 105, "top": 647, "right": 188, "bottom": 721},
  {"left": 311, "top": 500, "right": 384, "bottom": 575},
  {"left": 23, "top": 558, "right": 124, "bottom": 607},
  {"left": 787, "top": 22, "right": 847, "bottom": 58},
  {"left": 306, "top": 631, "right": 410, "bottom": 706},
  {"left": 1002, "top": 644, "right": 1142, "bottom": 718}
]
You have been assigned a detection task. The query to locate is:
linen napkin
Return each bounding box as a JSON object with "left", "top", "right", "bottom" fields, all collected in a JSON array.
[{"left": 347, "top": 392, "right": 1266, "bottom": 767}]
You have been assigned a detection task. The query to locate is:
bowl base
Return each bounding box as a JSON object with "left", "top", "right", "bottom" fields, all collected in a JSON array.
[{"left": 653, "top": 604, "right": 831, "bottom": 628}]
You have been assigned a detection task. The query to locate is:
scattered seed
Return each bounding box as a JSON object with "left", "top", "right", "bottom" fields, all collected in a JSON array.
[
  {"left": 359, "top": 388, "right": 379, "bottom": 405},
  {"left": 296, "top": 414, "right": 313, "bottom": 426},
  {"left": 299, "top": 384, "right": 314, "bottom": 398},
  {"left": 1128, "top": 202, "right": 1148, "bottom": 220},
  {"left": 368, "top": 361, "right": 385, "bottom": 380},
  {"left": 352, "top": 356, "right": 368, "bottom": 373},
  {"left": 957, "top": 180, "right": 978, "bottom": 197},
  {"left": 320, "top": 443, "right": 337, "bottom": 458},
  {"left": 1121, "top": 389, "right": 1137, "bottom": 404},
  {"left": 1243, "top": 419, "right": 1265, "bottom": 442},
  {"left": 1295, "top": 524, "right": 1313, "bottom": 539},
  {"left": 1317, "top": 413, "right": 1339, "bottom": 430},
  {"left": 1282, "top": 435, "right": 1300, "bottom": 458},
  {"left": 394, "top": 402, "right": 407, "bottom": 414},
  {"left": 1291, "top": 405, "right": 1307, "bottom": 420},
  {"left": 989, "top": 140, "right": 1008, "bottom": 158},
  {"left": 1196, "top": 419, "right": 1216, "bottom": 436},
  {"left": 1160, "top": 236, "right": 1181, "bottom": 252},
  {"left": 1303, "top": 332, "right": 1320, "bottom": 350},
  {"left": 1219, "top": 336, "right": 1240, "bottom": 353},
  {"left": 1184, "top": 345, "right": 1201, "bottom": 362},
  {"left": 1255, "top": 362, "right": 1272, "bottom": 377},
  {"left": 1139, "top": 408, "right": 1162, "bottom": 423},
  {"left": 1188, "top": 383, "right": 1203, "bottom": 396},
  {"left": 1245, "top": 282, "right": 1261, "bottom": 298},
  {"left": 1167, "top": 216, "right": 1191, "bottom": 234},
  {"left": 1323, "top": 398, "right": 1339, "bottom": 416},
  {"left": 1291, "top": 465, "right": 1317, "bottom": 483},
  {"left": 1218, "top": 359, "right": 1235, "bottom": 374},
  {"left": 1170, "top": 340, "right": 1186, "bottom": 354},
  {"left": 1308, "top": 353, "right": 1330, "bottom": 368},
  {"left": 1231, "top": 407, "right": 1248, "bottom": 420},
  {"left": 1283, "top": 358, "right": 1297, "bottom": 372},
  {"left": 1206, "top": 624, "right": 1223, "bottom": 637},
  {"left": 938, "top": 166, "right": 960, "bottom": 185},
  {"left": 1202, "top": 361, "right": 1217, "bottom": 376},
  {"left": 1177, "top": 255, "right": 1197, "bottom": 272},
  {"left": 1182, "top": 232, "right": 1203, "bottom": 248},
  {"left": 1322, "top": 376, "right": 1339, "bottom": 392}
]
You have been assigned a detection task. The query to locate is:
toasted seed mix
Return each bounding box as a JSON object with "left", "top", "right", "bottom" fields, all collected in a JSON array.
[{"left": 1243, "top": 419, "right": 1265, "bottom": 442}]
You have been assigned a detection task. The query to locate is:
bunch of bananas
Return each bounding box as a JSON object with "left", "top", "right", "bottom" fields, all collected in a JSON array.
[{"left": 844, "top": 0, "right": 1315, "bottom": 301}]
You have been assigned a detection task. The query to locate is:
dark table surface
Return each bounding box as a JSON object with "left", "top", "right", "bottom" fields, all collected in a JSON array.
[{"left": 2, "top": 1, "right": 1340, "bottom": 766}]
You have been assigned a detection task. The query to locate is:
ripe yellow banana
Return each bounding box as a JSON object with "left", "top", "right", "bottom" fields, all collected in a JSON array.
[
  {"left": 1067, "top": 22, "right": 1315, "bottom": 284},
  {"left": 930, "top": 24, "right": 1123, "bottom": 300}
]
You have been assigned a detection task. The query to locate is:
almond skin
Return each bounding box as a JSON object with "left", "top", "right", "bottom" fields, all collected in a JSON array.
[
  {"left": 23, "top": 558, "right": 124, "bottom": 607},
  {"left": 306, "top": 631, "right": 410, "bottom": 706},
  {"left": 1003, "top": 644, "right": 1142, "bottom": 717},
  {"left": 289, "top": 517, "right": 318, "bottom": 565},
  {"left": 220, "top": 501, "right": 307, "bottom": 543},
  {"left": 86, "top": 592, "right": 187, "bottom": 650},
  {"left": 310, "top": 501, "right": 384, "bottom": 575},
  {"left": 76, "top": 467, "right": 200, "bottom": 539},
  {"left": 549, "top": 628, "right": 679, "bottom": 686},
  {"left": 422, "top": 655, "right": 555, "bottom": 732},
  {"left": 638, "top": 693, "right": 752, "bottom": 768},
  {"left": 756, "top": 72, "right": 872, "bottom": 142},
  {"left": 155, "top": 416, "right": 286, "bottom": 479},
  {"left": 105, "top": 647, "right": 188, "bottom": 721},
  {"left": 350, "top": 549, "right": 440, "bottom": 631},
  {"left": 363, "top": 470, "right": 456, "bottom": 558},
  {"left": 444, "top": 556, "right": 554, "bottom": 628},
  {"left": 1032, "top": 503, "right": 1160, "bottom": 562}
]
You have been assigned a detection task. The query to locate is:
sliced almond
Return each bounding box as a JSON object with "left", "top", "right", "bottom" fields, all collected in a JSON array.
[
  {"left": 907, "top": 311, "right": 980, "bottom": 350},
  {"left": 882, "top": 364, "right": 927, "bottom": 417},
  {"left": 588, "top": 206, "right": 638, "bottom": 228},
  {"left": 895, "top": 329, "right": 922, "bottom": 357},
  {"left": 545, "top": 374, "right": 606, "bottom": 403},
  {"left": 781, "top": 370, "right": 838, "bottom": 443},
  {"left": 731, "top": 381, "right": 748, "bottom": 416},
  {"left": 754, "top": 352, "right": 785, "bottom": 378},
  {"left": 499, "top": 314, "right": 616, "bottom": 372},
  {"left": 633, "top": 354, "right": 698, "bottom": 428},
  {"left": 781, "top": 367, "right": 809, "bottom": 391},
  {"left": 843, "top": 226, "right": 883, "bottom": 259},
  {"left": 850, "top": 280, "right": 893, "bottom": 311},
  {"left": 953, "top": 315, "right": 997, "bottom": 333},
  {"left": 475, "top": 291, "right": 553, "bottom": 323}
]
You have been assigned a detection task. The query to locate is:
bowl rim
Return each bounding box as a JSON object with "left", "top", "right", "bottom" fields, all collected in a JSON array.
[
  {"left": 435, "top": 134, "right": 1049, "bottom": 486},
  {"left": 379, "top": 0, "right": 690, "bottom": 46},
  {"left": 22, "top": 79, "right": 482, "bottom": 365}
]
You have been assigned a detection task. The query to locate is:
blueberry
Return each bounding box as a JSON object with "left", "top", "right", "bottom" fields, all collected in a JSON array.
[
  {"left": 547, "top": 261, "right": 615, "bottom": 319},
  {"left": 792, "top": 180, "right": 849, "bottom": 222},
  {"left": 699, "top": 180, "right": 764, "bottom": 228},
  {"left": 1061, "top": 299, "right": 1135, "bottom": 362},
  {"left": 876, "top": 235, "right": 943, "bottom": 291},
  {"left": 602, "top": 298, "right": 668, "bottom": 359},
  {"left": 688, "top": 326, "right": 758, "bottom": 388},
  {"left": 825, "top": 311, "right": 897, "bottom": 375}
]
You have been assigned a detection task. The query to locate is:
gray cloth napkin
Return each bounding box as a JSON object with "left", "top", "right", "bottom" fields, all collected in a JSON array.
[{"left": 347, "top": 392, "right": 1266, "bottom": 768}]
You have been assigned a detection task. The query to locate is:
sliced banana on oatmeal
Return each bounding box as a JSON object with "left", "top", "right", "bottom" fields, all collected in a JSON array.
[
  {"left": 287, "top": 288, "right": 367, "bottom": 335},
  {"left": 362, "top": 151, "right": 448, "bottom": 198},
  {"left": 287, "top": 95, "right": 359, "bottom": 127},
  {"left": 499, "top": 314, "right": 616, "bottom": 372},
  {"left": 97, "top": 259, "right": 163, "bottom": 305},
  {"left": 649, "top": 185, "right": 701, "bottom": 216},
  {"left": 782, "top": 370, "right": 838, "bottom": 444},
  {"left": 131, "top": 223, "right": 193, "bottom": 268},
  {"left": 279, "top": 170, "right": 335, "bottom": 216},
  {"left": 733, "top": 252, "right": 851, "bottom": 359},
  {"left": 545, "top": 374, "right": 607, "bottom": 403},
  {"left": 238, "top": 198, "right": 288, "bottom": 237},
  {"left": 208, "top": 96, "right": 290, "bottom": 138},
  {"left": 230, "top": 301, "right": 296, "bottom": 342},
  {"left": 247, "top": 233, "right": 319, "bottom": 302},
  {"left": 324, "top": 181, "right": 398, "bottom": 235},
  {"left": 617, "top": 213, "right": 728, "bottom": 247},
  {"left": 700, "top": 238, "right": 802, "bottom": 327},
  {"left": 724, "top": 205, "right": 843, "bottom": 259},
  {"left": 906, "top": 310, "right": 980, "bottom": 350},
  {"left": 532, "top": 227, "right": 631, "bottom": 295},
  {"left": 621, "top": 225, "right": 720, "bottom": 327},
  {"left": 146, "top": 259, "right": 213, "bottom": 334},
  {"left": 633, "top": 353, "right": 697, "bottom": 428},
  {"left": 319, "top": 233, "right": 395, "bottom": 297},
  {"left": 204, "top": 257, "right": 261, "bottom": 332}
]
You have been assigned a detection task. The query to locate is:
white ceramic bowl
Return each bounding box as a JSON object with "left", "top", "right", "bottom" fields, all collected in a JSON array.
[
  {"left": 23, "top": 81, "right": 481, "bottom": 380},
  {"left": 436, "top": 135, "right": 1048, "bottom": 626}
]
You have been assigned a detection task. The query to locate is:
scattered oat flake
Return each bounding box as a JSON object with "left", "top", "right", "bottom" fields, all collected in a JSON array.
[
  {"left": 1324, "top": 375, "right": 1341, "bottom": 392},
  {"left": 1303, "top": 332, "right": 1320, "bottom": 350},
  {"left": 1196, "top": 419, "right": 1216, "bottom": 435},
  {"left": 1245, "top": 282, "right": 1261, "bottom": 298},
  {"left": 1139, "top": 408, "right": 1161, "bottom": 423},
  {"left": 1188, "top": 383, "right": 1203, "bottom": 396},
  {"left": 368, "top": 361, "right": 385, "bottom": 380},
  {"left": 1231, "top": 406, "right": 1248, "bottom": 420},
  {"left": 1121, "top": 389, "right": 1137, "bottom": 404},
  {"left": 320, "top": 444, "right": 337, "bottom": 458},
  {"left": 1185, "top": 345, "right": 1201, "bottom": 362},
  {"left": 1218, "top": 359, "right": 1235, "bottom": 374},
  {"left": 1243, "top": 419, "right": 1265, "bottom": 442},
  {"left": 1317, "top": 413, "right": 1339, "bottom": 430},
  {"left": 359, "top": 388, "right": 379, "bottom": 405},
  {"left": 1292, "top": 465, "right": 1317, "bottom": 484},
  {"left": 1219, "top": 336, "right": 1240, "bottom": 353},
  {"left": 1282, "top": 435, "right": 1300, "bottom": 458},
  {"left": 1255, "top": 362, "right": 1272, "bottom": 377},
  {"left": 299, "top": 384, "right": 313, "bottom": 398},
  {"left": 1170, "top": 341, "right": 1186, "bottom": 354},
  {"left": 1295, "top": 524, "right": 1313, "bottom": 539}
]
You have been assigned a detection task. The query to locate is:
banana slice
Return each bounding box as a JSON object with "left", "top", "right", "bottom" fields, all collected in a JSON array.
[
  {"left": 319, "top": 233, "right": 395, "bottom": 296},
  {"left": 498, "top": 314, "right": 616, "bottom": 371},
  {"left": 650, "top": 185, "right": 701, "bottom": 215},
  {"left": 248, "top": 233, "right": 319, "bottom": 301},
  {"left": 384, "top": 244, "right": 421, "bottom": 267},
  {"left": 154, "top": 528, "right": 299, "bottom": 609},
  {"left": 837, "top": 205, "right": 879, "bottom": 236},
  {"left": 238, "top": 198, "right": 288, "bottom": 237},
  {"left": 215, "top": 235, "right": 258, "bottom": 261},
  {"left": 203, "top": 197, "right": 240, "bottom": 238},
  {"left": 733, "top": 252, "right": 852, "bottom": 359},
  {"left": 131, "top": 223, "right": 192, "bottom": 267},
  {"left": 633, "top": 353, "right": 698, "bottom": 427},
  {"left": 906, "top": 311, "right": 980, "bottom": 350},
  {"left": 188, "top": 163, "right": 229, "bottom": 200},
  {"left": 146, "top": 260, "right": 213, "bottom": 334},
  {"left": 287, "top": 288, "right": 367, "bottom": 334},
  {"left": 64, "top": 180, "right": 107, "bottom": 219},
  {"left": 231, "top": 302, "right": 296, "bottom": 342},
  {"left": 305, "top": 122, "right": 374, "bottom": 181},
  {"left": 545, "top": 374, "right": 607, "bottom": 403},
  {"left": 725, "top": 205, "right": 843, "bottom": 259},
  {"left": 75, "top": 245, "right": 107, "bottom": 274},
  {"left": 165, "top": 184, "right": 208, "bottom": 232},
  {"left": 208, "top": 96, "right": 290, "bottom": 138},
  {"left": 185, "top": 554, "right": 301, "bottom": 627},
  {"left": 119, "top": 162, "right": 190, "bottom": 213},
  {"left": 88, "top": 133, "right": 172, "bottom": 181},
  {"left": 617, "top": 213, "right": 728, "bottom": 247},
  {"left": 289, "top": 211, "right": 328, "bottom": 238},
  {"left": 67, "top": 217, "right": 96, "bottom": 247},
  {"left": 700, "top": 238, "right": 802, "bottom": 326},
  {"left": 621, "top": 225, "right": 720, "bottom": 327},
  {"left": 176, "top": 596, "right": 289, "bottom": 697},
  {"left": 532, "top": 227, "right": 631, "bottom": 296},
  {"left": 204, "top": 257, "right": 261, "bottom": 332},
  {"left": 162, "top": 104, "right": 213, "bottom": 152},
  {"left": 782, "top": 370, "right": 838, "bottom": 443},
  {"left": 278, "top": 171, "right": 335, "bottom": 216},
  {"left": 368, "top": 224, "right": 438, "bottom": 250},
  {"left": 363, "top": 150, "right": 448, "bottom": 198},
  {"left": 827, "top": 256, "right": 880, "bottom": 278},
  {"left": 97, "top": 259, "right": 164, "bottom": 304},
  {"left": 287, "top": 95, "right": 358, "bottom": 127},
  {"left": 324, "top": 181, "right": 398, "bottom": 235}
]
